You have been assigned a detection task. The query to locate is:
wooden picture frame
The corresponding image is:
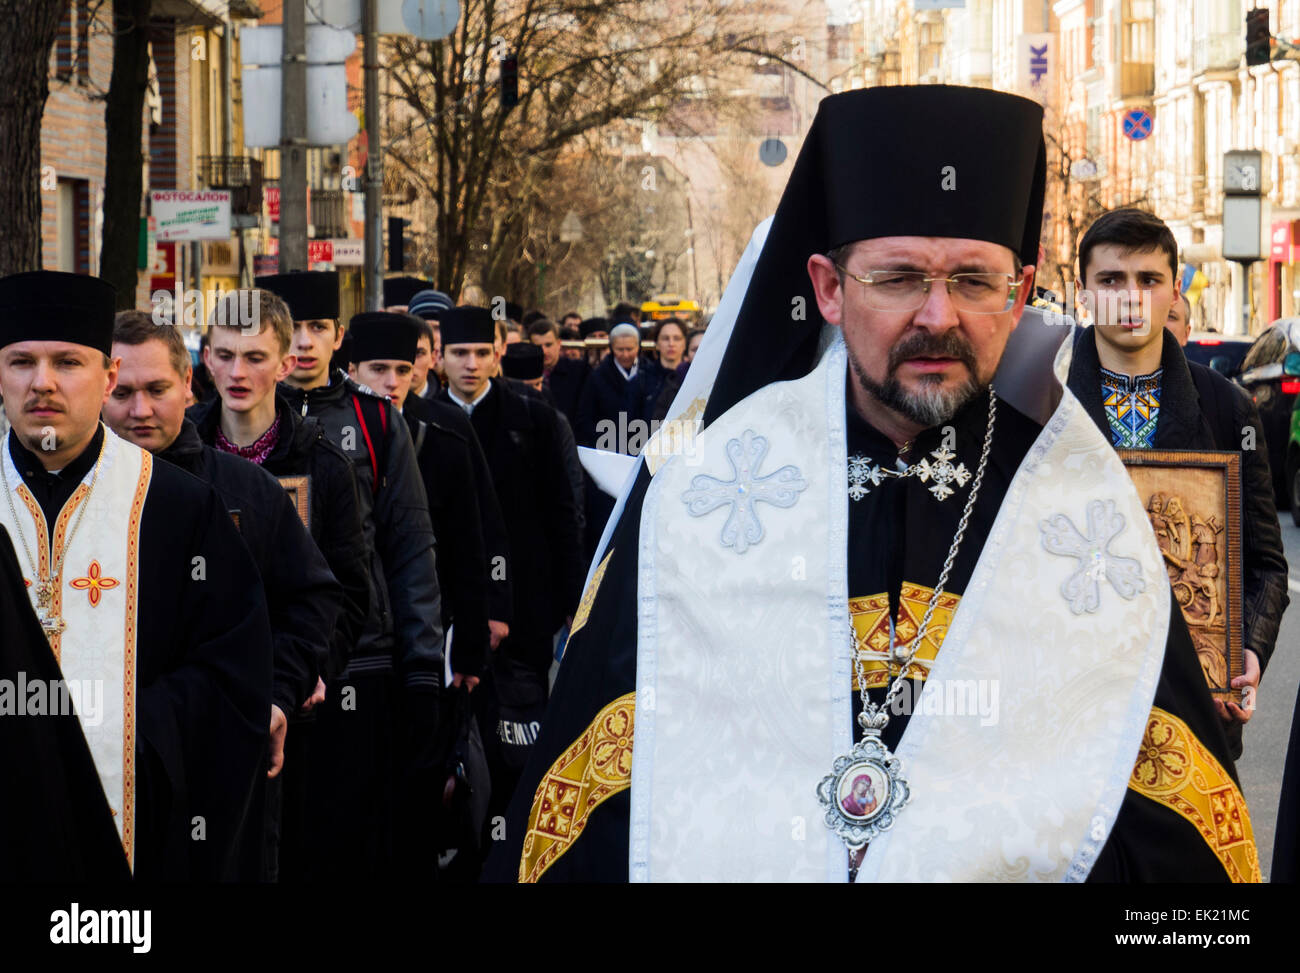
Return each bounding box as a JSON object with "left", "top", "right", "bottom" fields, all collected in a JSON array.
[
  {"left": 1118, "top": 450, "right": 1243, "bottom": 694},
  {"left": 276, "top": 475, "right": 311, "bottom": 530}
]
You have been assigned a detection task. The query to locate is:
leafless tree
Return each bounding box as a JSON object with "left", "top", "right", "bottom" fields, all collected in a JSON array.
[
  {"left": 382, "top": 0, "right": 782, "bottom": 304},
  {"left": 0, "top": 1, "right": 69, "bottom": 274}
]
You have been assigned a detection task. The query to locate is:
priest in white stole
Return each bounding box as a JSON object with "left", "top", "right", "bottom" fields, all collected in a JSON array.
[
  {"left": 486, "top": 85, "right": 1260, "bottom": 884},
  {"left": 0, "top": 270, "right": 272, "bottom": 880}
]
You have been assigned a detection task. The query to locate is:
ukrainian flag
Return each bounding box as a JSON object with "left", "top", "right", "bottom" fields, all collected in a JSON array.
[{"left": 1179, "top": 264, "right": 1209, "bottom": 306}]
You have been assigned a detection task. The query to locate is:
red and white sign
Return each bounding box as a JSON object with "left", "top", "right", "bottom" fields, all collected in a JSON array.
[
  {"left": 266, "top": 186, "right": 280, "bottom": 223},
  {"left": 1271, "top": 220, "right": 1292, "bottom": 263},
  {"left": 308, "top": 239, "right": 334, "bottom": 264},
  {"left": 150, "top": 241, "right": 177, "bottom": 293}
]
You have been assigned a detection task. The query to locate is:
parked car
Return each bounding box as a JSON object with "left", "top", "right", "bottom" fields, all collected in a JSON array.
[
  {"left": 1182, "top": 331, "right": 1252, "bottom": 378},
  {"left": 1237, "top": 318, "right": 1300, "bottom": 508},
  {"left": 1288, "top": 400, "right": 1300, "bottom": 526}
]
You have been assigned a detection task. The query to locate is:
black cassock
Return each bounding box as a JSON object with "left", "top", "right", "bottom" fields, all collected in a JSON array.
[
  {"left": 485, "top": 388, "right": 1252, "bottom": 883},
  {"left": 3, "top": 427, "right": 272, "bottom": 880}
]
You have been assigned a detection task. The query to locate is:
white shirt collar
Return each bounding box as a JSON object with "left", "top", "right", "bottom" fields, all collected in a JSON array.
[
  {"left": 615, "top": 359, "right": 638, "bottom": 381},
  {"left": 448, "top": 381, "right": 492, "bottom": 414}
]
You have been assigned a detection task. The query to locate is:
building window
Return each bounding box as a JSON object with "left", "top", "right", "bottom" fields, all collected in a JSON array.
[{"left": 56, "top": 178, "right": 89, "bottom": 274}]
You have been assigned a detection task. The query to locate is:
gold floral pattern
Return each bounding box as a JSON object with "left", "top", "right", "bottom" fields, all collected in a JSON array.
[
  {"left": 568, "top": 548, "right": 613, "bottom": 639},
  {"left": 849, "top": 583, "right": 961, "bottom": 690},
  {"left": 1127, "top": 707, "right": 1260, "bottom": 883},
  {"left": 519, "top": 692, "right": 636, "bottom": 883}
]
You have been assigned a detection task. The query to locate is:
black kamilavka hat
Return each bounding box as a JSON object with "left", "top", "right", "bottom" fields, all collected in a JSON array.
[
  {"left": 256, "top": 271, "right": 340, "bottom": 321},
  {"left": 348, "top": 311, "right": 420, "bottom": 364},
  {"left": 0, "top": 271, "right": 117, "bottom": 355}
]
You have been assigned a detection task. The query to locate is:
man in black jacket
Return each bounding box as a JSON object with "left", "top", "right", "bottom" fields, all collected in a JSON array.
[
  {"left": 346, "top": 310, "right": 494, "bottom": 686},
  {"left": 528, "top": 317, "right": 588, "bottom": 425},
  {"left": 105, "top": 310, "right": 345, "bottom": 880},
  {"left": 1065, "top": 207, "right": 1290, "bottom": 758},
  {"left": 257, "top": 272, "right": 445, "bottom": 878},
  {"left": 437, "top": 306, "right": 585, "bottom": 829}
]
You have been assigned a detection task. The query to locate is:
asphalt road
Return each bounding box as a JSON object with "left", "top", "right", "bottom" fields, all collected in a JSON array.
[{"left": 1237, "top": 520, "right": 1300, "bottom": 879}]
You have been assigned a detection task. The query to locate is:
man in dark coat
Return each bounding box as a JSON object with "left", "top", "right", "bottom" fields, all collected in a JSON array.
[
  {"left": 437, "top": 305, "right": 585, "bottom": 831},
  {"left": 0, "top": 270, "right": 271, "bottom": 880},
  {"left": 527, "top": 317, "right": 588, "bottom": 425},
  {"left": 347, "top": 310, "right": 494, "bottom": 687},
  {"left": 105, "top": 309, "right": 344, "bottom": 881},
  {"left": 258, "top": 272, "right": 445, "bottom": 879},
  {"left": 1065, "top": 207, "right": 1289, "bottom": 759}
]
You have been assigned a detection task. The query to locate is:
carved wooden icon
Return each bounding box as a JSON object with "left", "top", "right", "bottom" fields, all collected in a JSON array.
[
  {"left": 276, "top": 476, "right": 311, "bottom": 530},
  {"left": 1118, "top": 450, "right": 1243, "bottom": 694}
]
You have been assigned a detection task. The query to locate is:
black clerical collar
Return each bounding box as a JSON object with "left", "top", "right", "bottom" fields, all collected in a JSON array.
[{"left": 8, "top": 423, "right": 104, "bottom": 489}]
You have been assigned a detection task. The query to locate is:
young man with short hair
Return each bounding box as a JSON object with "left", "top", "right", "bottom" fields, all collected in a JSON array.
[
  {"left": 528, "top": 317, "right": 588, "bottom": 424},
  {"left": 0, "top": 270, "right": 273, "bottom": 879},
  {"left": 1065, "top": 207, "right": 1289, "bottom": 756},
  {"left": 105, "top": 308, "right": 350, "bottom": 880},
  {"left": 257, "top": 270, "right": 445, "bottom": 878}
]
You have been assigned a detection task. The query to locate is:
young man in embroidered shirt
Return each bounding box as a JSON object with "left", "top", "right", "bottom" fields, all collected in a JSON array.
[
  {"left": 105, "top": 308, "right": 349, "bottom": 881},
  {"left": 1065, "top": 207, "right": 1289, "bottom": 758}
]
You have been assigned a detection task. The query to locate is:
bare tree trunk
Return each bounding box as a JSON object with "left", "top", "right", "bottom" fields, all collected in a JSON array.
[
  {"left": 0, "top": 1, "right": 66, "bottom": 275},
  {"left": 101, "top": 0, "right": 153, "bottom": 308}
]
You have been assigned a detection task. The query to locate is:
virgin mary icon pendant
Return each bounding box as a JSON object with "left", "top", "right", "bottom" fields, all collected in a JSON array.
[{"left": 816, "top": 727, "right": 911, "bottom": 852}]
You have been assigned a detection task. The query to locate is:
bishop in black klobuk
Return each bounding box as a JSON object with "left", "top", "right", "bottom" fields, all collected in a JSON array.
[{"left": 486, "top": 85, "right": 1258, "bottom": 884}]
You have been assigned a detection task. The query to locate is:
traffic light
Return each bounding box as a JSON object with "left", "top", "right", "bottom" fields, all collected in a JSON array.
[
  {"left": 501, "top": 54, "right": 519, "bottom": 110},
  {"left": 1246, "top": 8, "right": 1272, "bottom": 66},
  {"left": 387, "top": 216, "right": 409, "bottom": 272}
]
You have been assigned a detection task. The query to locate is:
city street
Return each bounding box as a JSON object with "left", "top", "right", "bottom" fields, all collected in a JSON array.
[{"left": 1239, "top": 520, "right": 1300, "bottom": 878}]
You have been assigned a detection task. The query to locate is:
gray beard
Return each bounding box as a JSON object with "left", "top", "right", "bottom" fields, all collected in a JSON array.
[{"left": 846, "top": 332, "right": 984, "bottom": 429}]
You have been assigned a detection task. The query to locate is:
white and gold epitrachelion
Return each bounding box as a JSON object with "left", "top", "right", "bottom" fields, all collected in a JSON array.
[{"left": 0, "top": 426, "right": 150, "bottom": 869}]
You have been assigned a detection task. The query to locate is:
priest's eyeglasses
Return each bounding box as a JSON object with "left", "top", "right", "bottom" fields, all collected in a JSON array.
[{"left": 835, "top": 267, "right": 1021, "bottom": 314}]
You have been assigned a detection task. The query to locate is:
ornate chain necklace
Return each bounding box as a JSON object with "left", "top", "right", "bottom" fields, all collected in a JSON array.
[
  {"left": 817, "top": 388, "right": 998, "bottom": 860},
  {"left": 1, "top": 431, "right": 105, "bottom": 637},
  {"left": 848, "top": 439, "right": 973, "bottom": 502}
]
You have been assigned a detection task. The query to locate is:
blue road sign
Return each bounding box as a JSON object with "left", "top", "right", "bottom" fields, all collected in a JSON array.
[{"left": 1122, "top": 109, "right": 1153, "bottom": 141}]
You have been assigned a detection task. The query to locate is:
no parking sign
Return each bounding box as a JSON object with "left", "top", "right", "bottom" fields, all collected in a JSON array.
[{"left": 1122, "top": 108, "right": 1153, "bottom": 141}]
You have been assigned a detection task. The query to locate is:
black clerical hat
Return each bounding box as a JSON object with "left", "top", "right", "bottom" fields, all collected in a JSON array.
[
  {"left": 580, "top": 316, "right": 609, "bottom": 338},
  {"left": 382, "top": 275, "right": 432, "bottom": 308},
  {"left": 440, "top": 306, "right": 497, "bottom": 347},
  {"left": 347, "top": 311, "right": 419, "bottom": 364},
  {"left": 703, "top": 84, "right": 1046, "bottom": 426},
  {"left": 0, "top": 271, "right": 117, "bottom": 355},
  {"left": 501, "top": 342, "right": 544, "bottom": 380},
  {"left": 255, "top": 271, "right": 339, "bottom": 321}
]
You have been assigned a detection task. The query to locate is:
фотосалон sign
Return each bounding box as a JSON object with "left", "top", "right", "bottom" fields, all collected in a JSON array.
[{"left": 150, "top": 190, "right": 232, "bottom": 241}]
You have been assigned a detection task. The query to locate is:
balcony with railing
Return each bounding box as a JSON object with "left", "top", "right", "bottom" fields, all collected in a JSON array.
[{"left": 197, "top": 155, "right": 263, "bottom": 216}]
